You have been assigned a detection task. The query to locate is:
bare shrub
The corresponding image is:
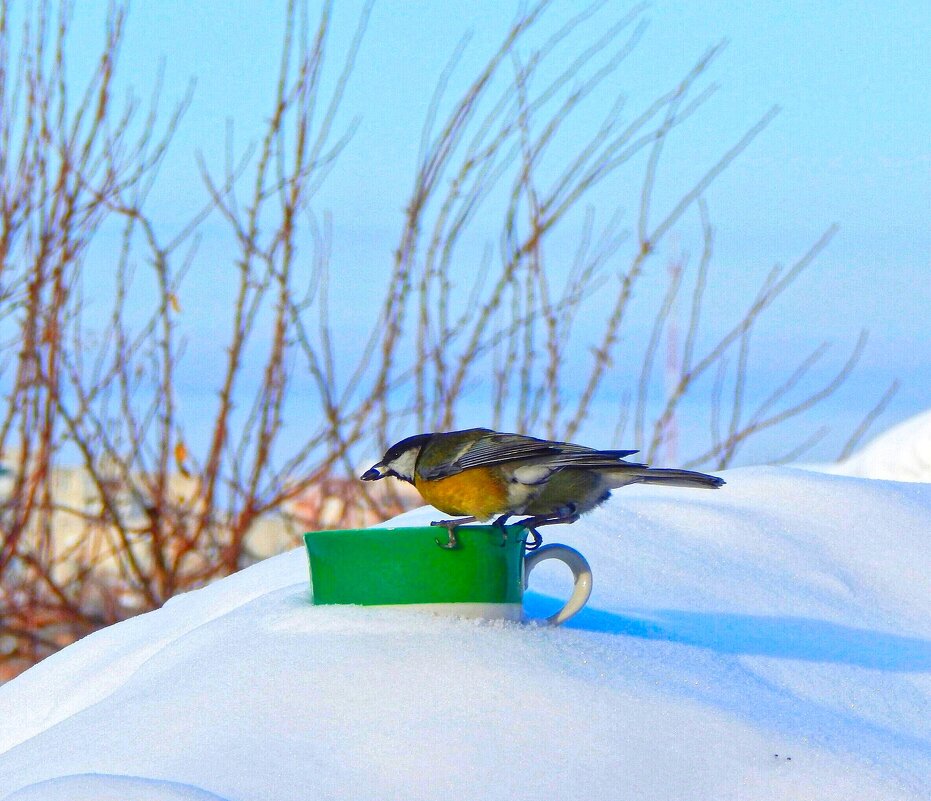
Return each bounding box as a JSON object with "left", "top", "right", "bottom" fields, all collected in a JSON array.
[{"left": 0, "top": 0, "right": 893, "bottom": 677}]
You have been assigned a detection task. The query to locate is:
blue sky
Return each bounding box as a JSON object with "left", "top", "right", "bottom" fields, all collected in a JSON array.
[{"left": 55, "top": 1, "right": 930, "bottom": 463}]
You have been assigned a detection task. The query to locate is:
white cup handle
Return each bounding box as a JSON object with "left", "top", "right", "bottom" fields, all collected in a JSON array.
[{"left": 523, "top": 543, "right": 592, "bottom": 625}]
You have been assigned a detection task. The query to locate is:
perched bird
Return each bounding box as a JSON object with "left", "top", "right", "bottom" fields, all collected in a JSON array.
[{"left": 361, "top": 428, "right": 724, "bottom": 548}]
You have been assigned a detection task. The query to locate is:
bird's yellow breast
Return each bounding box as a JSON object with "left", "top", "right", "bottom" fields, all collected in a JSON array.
[{"left": 414, "top": 467, "right": 508, "bottom": 518}]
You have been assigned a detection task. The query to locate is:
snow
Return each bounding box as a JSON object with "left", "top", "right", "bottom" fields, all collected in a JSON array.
[
  {"left": 3, "top": 774, "right": 230, "bottom": 801},
  {"left": 821, "top": 408, "right": 931, "bottom": 483},
  {"left": 1, "top": 466, "right": 929, "bottom": 800}
]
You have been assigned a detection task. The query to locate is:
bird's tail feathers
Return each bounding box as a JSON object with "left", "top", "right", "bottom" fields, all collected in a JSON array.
[{"left": 632, "top": 467, "right": 724, "bottom": 489}]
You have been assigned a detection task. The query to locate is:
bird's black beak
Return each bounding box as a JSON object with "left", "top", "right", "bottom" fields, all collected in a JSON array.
[{"left": 360, "top": 466, "right": 382, "bottom": 481}]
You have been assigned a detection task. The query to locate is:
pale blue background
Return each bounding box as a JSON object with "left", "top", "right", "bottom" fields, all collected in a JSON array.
[{"left": 45, "top": 2, "right": 931, "bottom": 463}]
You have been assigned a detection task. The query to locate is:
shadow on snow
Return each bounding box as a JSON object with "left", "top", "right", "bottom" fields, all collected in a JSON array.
[{"left": 525, "top": 594, "right": 931, "bottom": 672}]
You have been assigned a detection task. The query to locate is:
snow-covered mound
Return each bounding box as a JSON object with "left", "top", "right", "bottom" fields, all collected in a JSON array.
[
  {"left": 825, "top": 408, "right": 931, "bottom": 482},
  {"left": 3, "top": 774, "right": 228, "bottom": 801},
  {"left": 1, "top": 467, "right": 929, "bottom": 801}
]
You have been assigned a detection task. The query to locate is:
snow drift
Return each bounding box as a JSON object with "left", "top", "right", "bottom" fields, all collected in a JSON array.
[
  {"left": 825, "top": 408, "right": 931, "bottom": 482},
  {"left": 0, "top": 466, "right": 929, "bottom": 800}
]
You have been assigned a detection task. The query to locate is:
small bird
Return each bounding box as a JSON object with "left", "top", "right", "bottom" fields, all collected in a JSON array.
[{"left": 361, "top": 428, "right": 724, "bottom": 548}]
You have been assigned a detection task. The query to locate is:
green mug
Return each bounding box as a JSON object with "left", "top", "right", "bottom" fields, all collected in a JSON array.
[{"left": 303, "top": 525, "right": 592, "bottom": 625}]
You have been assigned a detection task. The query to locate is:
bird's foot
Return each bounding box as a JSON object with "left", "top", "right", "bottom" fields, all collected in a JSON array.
[
  {"left": 492, "top": 513, "right": 511, "bottom": 547},
  {"left": 524, "top": 527, "right": 543, "bottom": 551},
  {"left": 515, "top": 504, "right": 580, "bottom": 538},
  {"left": 430, "top": 516, "right": 477, "bottom": 549}
]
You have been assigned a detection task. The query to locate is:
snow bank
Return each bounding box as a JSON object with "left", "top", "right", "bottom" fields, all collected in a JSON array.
[
  {"left": 1, "top": 466, "right": 929, "bottom": 800},
  {"left": 3, "top": 774, "right": 229, "bottom": 801},
  {"left": 821, "top": 408, "right": 931, "bottom": 482}
]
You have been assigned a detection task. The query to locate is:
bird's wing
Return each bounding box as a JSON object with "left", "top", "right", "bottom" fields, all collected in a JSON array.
[
  {"left": 417, "top": 431, "right": 641, "bottom": 480},
  {"left": 538, "top": 451, "right": 646, "bottom": 469}
]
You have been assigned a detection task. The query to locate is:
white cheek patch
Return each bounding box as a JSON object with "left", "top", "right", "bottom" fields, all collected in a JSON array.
[{"left": 387, "top": 450, "right": 419, "bottom": 481}]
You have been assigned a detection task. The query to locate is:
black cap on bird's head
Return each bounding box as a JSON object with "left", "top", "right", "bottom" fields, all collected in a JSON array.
[{"left": 360, "top": 432, "right": 433, "bottom": 483}]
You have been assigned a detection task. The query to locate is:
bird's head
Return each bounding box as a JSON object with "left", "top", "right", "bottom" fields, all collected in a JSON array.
[{"left": 360, "top": 433, "right": 433, "bottom": 484}]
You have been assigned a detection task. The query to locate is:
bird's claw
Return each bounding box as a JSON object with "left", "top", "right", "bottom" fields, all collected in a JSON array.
[
  {"left": 431, "top": 519, "right": 462, "bottom": 549},
  {"left": 524, "top": 527, "right": 543, "bottom": 551},
  {"left": 435, "top": 532, "right": 458, "bottom": 549},
  {"left": 514, "top": 507, "right": 579, "bottom": 551},
  {"left": 491, "top": 513, "right": 511, "bottom": 546}
]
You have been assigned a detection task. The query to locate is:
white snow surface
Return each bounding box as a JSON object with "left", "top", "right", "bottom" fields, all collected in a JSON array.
[
  {"left": 1, "top": 466, "right": 929, "bottom": 800},
  {"left": 824, "top": 408, "right": 931, "bottom": 482},
  {"left": 3, "top": 774, "right": 229, "bottom": 801}
]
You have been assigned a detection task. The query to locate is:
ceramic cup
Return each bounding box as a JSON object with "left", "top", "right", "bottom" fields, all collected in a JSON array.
[{"left": 303, "top": 525, "right": 592, "bottom": 625}]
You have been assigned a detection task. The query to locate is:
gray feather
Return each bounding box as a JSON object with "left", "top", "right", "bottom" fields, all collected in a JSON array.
[
  {"left": 620, "top": 468, "right": 724, "bottom": 490},
  {"left": 419, "top": 430, "right": 640, "bottom": 480}
]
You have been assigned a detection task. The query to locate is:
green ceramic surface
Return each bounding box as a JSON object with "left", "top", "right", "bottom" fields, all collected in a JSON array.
[{"left": 303, "top": 525, "right": 529, "bottom": 605}]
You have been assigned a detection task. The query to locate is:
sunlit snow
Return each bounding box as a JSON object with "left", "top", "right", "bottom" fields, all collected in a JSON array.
[
  {"left": 1, "top": 467, "right": 929, "bottom": 800},
  {"left": 825, "top": 409, "right": 931, "bottom": 483}
]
